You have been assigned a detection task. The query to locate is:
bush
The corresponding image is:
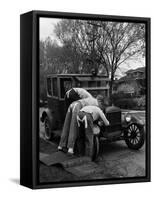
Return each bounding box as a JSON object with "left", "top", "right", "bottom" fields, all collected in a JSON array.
[
  {"left": 111, "top": 92, "right": 135, "bottom": 101},
  {"left": 112, "top": 95, "right": 145, "bottom": 110},
  {"left": 134, "top": 95, "right": 145, "bottom": 108},
  {"left": 114, "top": 98, "right": 137, "bottom": 109}
]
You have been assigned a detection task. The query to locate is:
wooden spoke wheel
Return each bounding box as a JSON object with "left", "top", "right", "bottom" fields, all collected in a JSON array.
[{"left": 125, "top": 123, "right": 144, "bottom": 150}]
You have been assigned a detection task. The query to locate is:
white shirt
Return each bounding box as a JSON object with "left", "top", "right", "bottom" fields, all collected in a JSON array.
[
  {"left": 66, "top": 88, "right": 92, "bottom": 99},
  {"left": 79, "top": 97, "right": 98, "bottom": 107},
  {"left": 80, "top": 106, "right": 109, "bottom": 126}
]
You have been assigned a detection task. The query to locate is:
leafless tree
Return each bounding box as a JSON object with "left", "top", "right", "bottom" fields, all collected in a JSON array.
[{"left": 55, "top": 20, "right": 145, "bottom": 97}]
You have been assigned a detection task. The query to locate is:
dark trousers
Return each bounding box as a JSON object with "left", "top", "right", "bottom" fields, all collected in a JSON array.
[{"left": 77, "top": 111, "right": 94, "bottom": 157}]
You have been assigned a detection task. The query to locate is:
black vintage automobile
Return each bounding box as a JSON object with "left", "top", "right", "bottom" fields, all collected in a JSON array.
[{"left": 40, "top": 73, "right": 145, "bottom": 160}]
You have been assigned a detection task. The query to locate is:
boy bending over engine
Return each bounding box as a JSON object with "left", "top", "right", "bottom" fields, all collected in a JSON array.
[{"left": 77, "top": 104, "right": 109, "bottom": 158}]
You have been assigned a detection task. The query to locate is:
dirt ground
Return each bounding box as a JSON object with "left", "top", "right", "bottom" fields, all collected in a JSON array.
[{"left": 39, "top": 108, "right": 146, "bottom": 183}]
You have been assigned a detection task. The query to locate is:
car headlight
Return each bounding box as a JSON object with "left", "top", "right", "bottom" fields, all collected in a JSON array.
[
  {"left": 125, "top": 115, "right": 131, "bottom": 122},
  {"left": 93, "top": 124, "right": 100, "bottom": 135}
]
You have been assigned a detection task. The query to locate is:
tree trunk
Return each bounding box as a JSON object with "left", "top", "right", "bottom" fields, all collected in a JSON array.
[{"left": 109, "top": 74, "right": 114, "bottom": 105}]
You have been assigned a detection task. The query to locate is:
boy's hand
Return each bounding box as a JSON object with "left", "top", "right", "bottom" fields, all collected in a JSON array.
[
  {"left": 98, "top": 121, "right": 104, "bottom": 126},
  {"left": 106, "top": 121, "right": 110, "bottom": 126}
]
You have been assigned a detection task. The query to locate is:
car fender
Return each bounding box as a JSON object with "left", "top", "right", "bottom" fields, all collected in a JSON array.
[
  {"left": 122, "top": 113, "right": 144, "bottom": 128},
  {"left": 40, "top": 108, "right": 53, "bottom": 122},
  {"left": 130, "top": 115, "right": 144, "bottom": 125},
  {"left": 40, "top": 108, "right": 57, "bottom": 130}
]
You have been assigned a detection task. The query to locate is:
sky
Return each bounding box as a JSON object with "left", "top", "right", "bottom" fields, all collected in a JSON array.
[
  {"left": 39, "top": 17, "right": 145, "bottom": 78},
  {"left": 39, "top": 17, "right": 61, "bottom": 41}
]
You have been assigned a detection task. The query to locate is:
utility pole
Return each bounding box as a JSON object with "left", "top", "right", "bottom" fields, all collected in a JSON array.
[{"left": 88, "top": 23, "right": 97, "bottom": 71}]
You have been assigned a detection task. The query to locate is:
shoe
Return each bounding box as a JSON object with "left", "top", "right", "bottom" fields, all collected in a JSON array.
[
  {"left": 67, "top": 148, "right": 74, "bottom": 155},
  {"left": 58, "top": 146, "right": 63, "bottom": 151}
]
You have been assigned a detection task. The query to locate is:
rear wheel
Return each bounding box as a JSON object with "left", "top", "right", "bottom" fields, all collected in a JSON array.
[
  {"left": 125, "top": 124, "right": 144, "bottom": 150},
  {"left": 92, "top": 136, "right": 100, "bottom": 161},
  {"left": 44, "top": 116, "right": 53, "bottom": 140}
]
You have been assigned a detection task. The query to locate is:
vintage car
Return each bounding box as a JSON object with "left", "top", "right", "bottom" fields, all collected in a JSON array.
[{"left": 40, "top": 73, "right": 145, "bottom": 160}]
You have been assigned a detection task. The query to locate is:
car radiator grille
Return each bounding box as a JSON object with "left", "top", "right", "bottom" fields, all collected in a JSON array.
[
  {"left": 106, "top": 111, "right": 121, "bottom": 125},
  {"left": 105, "top": 111, "right": 121, "bottom": 133}
]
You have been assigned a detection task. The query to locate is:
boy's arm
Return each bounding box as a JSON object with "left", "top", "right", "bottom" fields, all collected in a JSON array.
[
  {"left": 99, "top": 110, "right": 110, "bottom": 126},
  {"left": 66, "top": 89, "right": 71, "bottom": 98}
]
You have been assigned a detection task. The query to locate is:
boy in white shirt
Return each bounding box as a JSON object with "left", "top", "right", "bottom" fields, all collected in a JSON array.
[{"left": 77, "top": 104, "right": 109, "bottom": 158}]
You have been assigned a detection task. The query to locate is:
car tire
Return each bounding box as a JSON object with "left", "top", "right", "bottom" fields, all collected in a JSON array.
[
  {"left": 44, "top": 116, "right": 53, "bottom": 140},
  {"left": 92, "top": 136, "right": 100, "bottom": 161},
  {"left": 125, "top": 123, "right": 144, "bottom": 150}
]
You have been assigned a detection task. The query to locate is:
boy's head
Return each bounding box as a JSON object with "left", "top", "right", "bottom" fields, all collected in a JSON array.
[{"left": 103, "top": 97, "right": 110, "bottom": 107}]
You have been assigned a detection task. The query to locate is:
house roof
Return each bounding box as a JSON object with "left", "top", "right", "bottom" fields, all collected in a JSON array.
[
  {"left": 126, "top": 67, "right": 145, "bottom": 74},
  {"left": 117, "top": 67, "right": 145, "bottom": 83}
]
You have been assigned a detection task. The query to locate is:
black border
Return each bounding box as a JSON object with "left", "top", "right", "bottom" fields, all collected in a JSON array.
[
  {"left": 20, "top": 12, "right": 33, "bottom": 188},
  {"left": 22, "top": 10, "right": 151, "bottom": 189}
]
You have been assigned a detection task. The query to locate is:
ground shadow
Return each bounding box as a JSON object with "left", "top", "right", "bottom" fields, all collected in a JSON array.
[{"left": 9, "top": 178, "right": 20, "bottom": 185}]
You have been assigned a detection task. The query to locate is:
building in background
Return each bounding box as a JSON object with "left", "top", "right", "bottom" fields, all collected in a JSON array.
[{"left": 114, "top": 67, "right": 145, "bottom": 96}]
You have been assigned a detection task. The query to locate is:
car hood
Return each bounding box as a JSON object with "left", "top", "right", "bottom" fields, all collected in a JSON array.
[{"left": 121, "top": 110, "right": 145, "bottom": 125}]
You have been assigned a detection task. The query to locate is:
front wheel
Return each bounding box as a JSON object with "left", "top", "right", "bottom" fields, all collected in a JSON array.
[
  {"left": 92, "top": 136, "right": 100, "bottom": 161},
  {"left": 125, "top": 124, "right": 144, "bottom": 150}
]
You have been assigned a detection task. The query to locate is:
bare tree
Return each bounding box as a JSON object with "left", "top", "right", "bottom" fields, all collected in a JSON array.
[
  {"left": 54, "top": 20, "right": 145, "bottom": 97},
  {"left": 94, "top": 22, "right": 145, "bottom": 97}
]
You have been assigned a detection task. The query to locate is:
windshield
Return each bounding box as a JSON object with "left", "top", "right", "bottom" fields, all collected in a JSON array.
[{"left": 60, "top": 78, "right": 72, "bottom": 98}]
